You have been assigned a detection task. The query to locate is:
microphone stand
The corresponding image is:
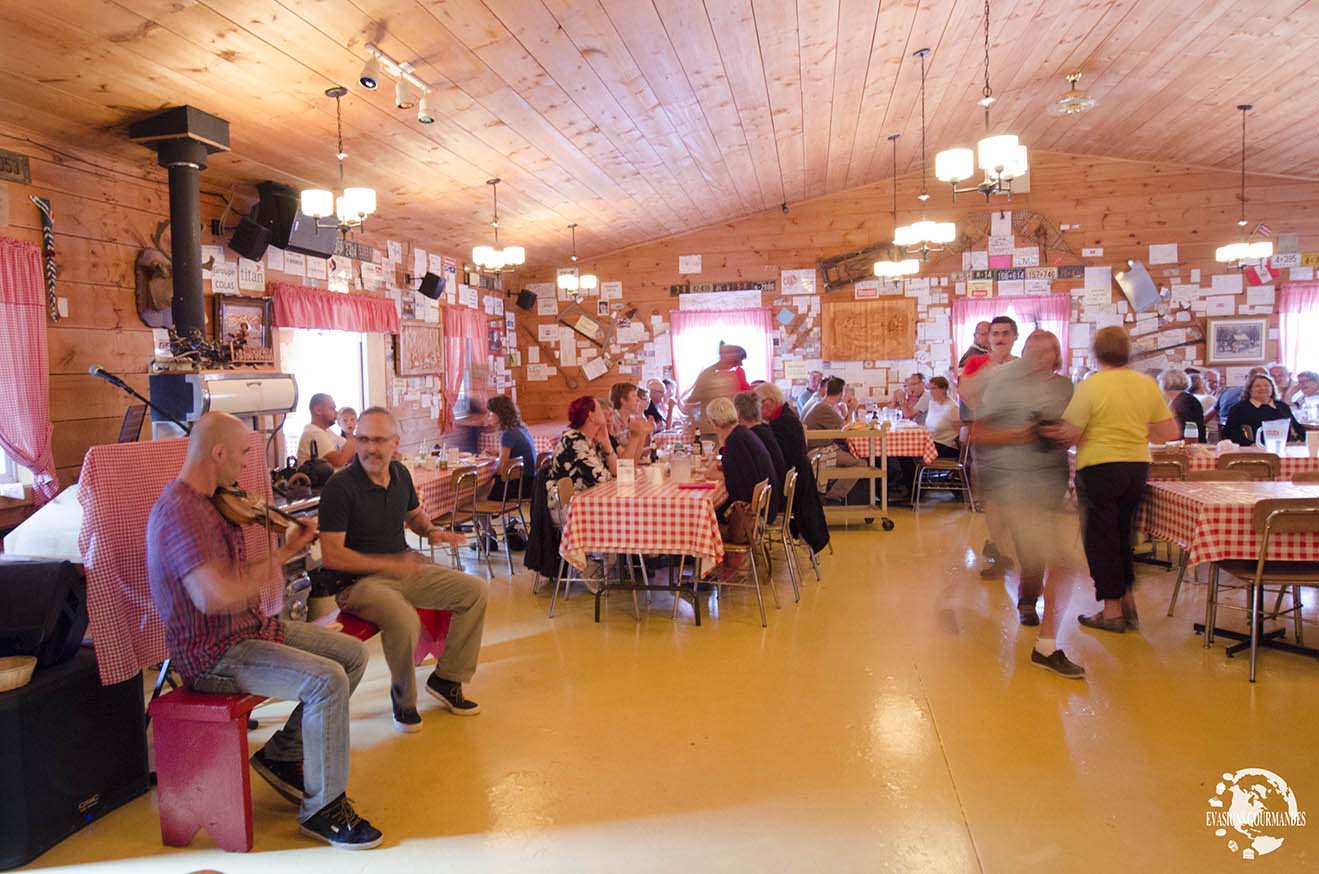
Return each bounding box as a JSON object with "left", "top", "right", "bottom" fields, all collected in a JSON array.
[{"left": 90, "top": 368, "right": 192, "bottom": 435}]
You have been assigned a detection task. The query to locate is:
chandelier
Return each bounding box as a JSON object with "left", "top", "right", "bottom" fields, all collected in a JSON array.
[
  {"left": 1215, "top": 104, "right": 1273, "bottom": 268},
  {"left": 894, "top": 48, "right": 956, "bottom": 259},
  {"left": 557, "top": 223, "right": 598, "bottom": 292},
  {"left": 300, "top": 87, "right": 377, "bottom": 233},
  {"left": 471, "top": 178, "right": 525, "bottom": 272},
  {"left": 874, "top": 133, "right": 920, "bottom": 279},
  {"left": 934, "top": 0, "right": 1028, "bottom": 201}
]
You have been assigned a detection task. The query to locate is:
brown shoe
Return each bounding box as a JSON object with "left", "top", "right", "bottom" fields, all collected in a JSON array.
[{"left": 1078, "top": 611, "right": 1126, "bottom": 634}]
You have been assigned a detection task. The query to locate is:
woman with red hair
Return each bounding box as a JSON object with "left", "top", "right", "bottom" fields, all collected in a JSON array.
[{"left": 547, "top": 396, "right": 618, "bottom": 493}]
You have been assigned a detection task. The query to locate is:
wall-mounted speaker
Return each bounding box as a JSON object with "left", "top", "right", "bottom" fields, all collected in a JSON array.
[
  {"left": 227, "top": 216, "right": 273, "bottom": 262},
  {"left": 515, "top": 289, "right": 537, "bottom": 311},
  {"left": 417, "top": 272, "right": 444, "bottom": 300},
  {"left": 255, "top": 181, "right": 299, "bottom": 248}
]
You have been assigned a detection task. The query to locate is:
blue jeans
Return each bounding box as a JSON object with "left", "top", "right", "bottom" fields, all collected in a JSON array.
[{"left": 191, "top": 622, "right": 367, "bottom": 821}]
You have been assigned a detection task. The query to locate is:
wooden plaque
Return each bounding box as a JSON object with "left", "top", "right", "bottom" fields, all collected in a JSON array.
[
  {"left": 822, "top": 298, "right": 917, "bottom": 361},
  {"left": 397, "top": 321, "right": 443, "bottom": 375}
]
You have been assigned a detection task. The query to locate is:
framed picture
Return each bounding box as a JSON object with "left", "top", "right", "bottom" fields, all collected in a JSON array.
[
  {"left": 1205, "top": 316, "right": 1267, "bottom": 365},
  {"left": 214, "top": 294, "right": 274, "bottom": 362},
  {"left": 396, "top": 321, "right": 442, "bottom": 375}
]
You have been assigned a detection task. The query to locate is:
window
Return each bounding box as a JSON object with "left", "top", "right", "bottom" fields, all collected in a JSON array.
[
  {"left": 277, "top": 329, "right": 366, "bottom": 449},
  {"left": 0, "top": 447, "right": 16, "bottom": 485},
  {"left": 669, "top": 309, "right": 774, "bottom": 397},
  {"left": 1279, "top": 283, "right": 1319, "bottom": 375},
  {"left": 951, "top": 296, "right": 1070, "bottom": 364}
]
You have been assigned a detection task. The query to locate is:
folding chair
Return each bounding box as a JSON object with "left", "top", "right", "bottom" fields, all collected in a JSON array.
[{"left": 1216, "top": 451, "right": 1281, "bottom": 481}]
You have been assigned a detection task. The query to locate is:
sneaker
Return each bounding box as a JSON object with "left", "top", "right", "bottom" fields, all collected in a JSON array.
[
  {"left": 425, "top": 674, "right": 481, "bottom": 716},
  {"left": 391, "top": 691, "right": 422, "bottom": 734},
  {"left": 299, "top": 794, "right": 383, "bottom": 850},
  {"left": 1017, "top": 603, "right": 1040, "bottom": 626},
  {"left": 250, "top": 747, "right": 303, "bottom": 805},
  {"left": 1078, "top": 611, "right": 1126, "bottom": 634},
  {"left": 1031, "top": 648, "right": 1086, "bottom": 679}
]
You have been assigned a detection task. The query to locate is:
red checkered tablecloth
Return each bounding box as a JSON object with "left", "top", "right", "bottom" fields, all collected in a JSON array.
[
  {"left": 77, "top": 432, "right": 275, "bottom": 685},
  {"left": 559, "top": 476, "right": 725, "bottom": 570},
  {"left": 1182, "top": 446, "right": 1319, "bottom": 479},
  {"left": 409, "top": 457, "right": 499, "bottom": 520},
  {"left": 847, "top": 426, "right": 938, "bottom": 463},
  {"left": 477, "top": 422, "right": 564, "bottom": 457},
  {"left": 1136, "top": 480, "right": 1319, "bottom": 565},
  {"left": 652, "top": 430, "right": 691, "bottom": 451}
]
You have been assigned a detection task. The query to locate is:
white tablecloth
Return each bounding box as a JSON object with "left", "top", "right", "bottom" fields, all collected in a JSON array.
[{"left": 1, "top": 486, "right": 84, "bottom": 563}]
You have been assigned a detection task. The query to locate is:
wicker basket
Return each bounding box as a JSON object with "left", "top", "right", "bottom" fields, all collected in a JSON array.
[{"left": 0, "top": 656, "right": 37, "bottom": 693}]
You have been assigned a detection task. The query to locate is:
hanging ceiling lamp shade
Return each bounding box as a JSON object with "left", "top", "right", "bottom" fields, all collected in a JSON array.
[
  {"left": 298, "top": 86, "right": 377, "bottom": 233},
  {"left": 873, "top": 133, "right": 920, "bottom": 279},
  {"left": 1215, "top": 105, "right": 1272, "bottom": 268},
  {"left": 893, "top": 49, "right": 957, "bottom": 260},
  {"left": 557, "top": 224, "right": 595, "bottom": 292},
  {"left": 470, "top": 178, "right": 525, "bottom": 271}
]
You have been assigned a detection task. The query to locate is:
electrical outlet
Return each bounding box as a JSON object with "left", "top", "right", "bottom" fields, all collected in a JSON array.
[{"left": 56, "top": 296, "right": 69, "bottom": 318}]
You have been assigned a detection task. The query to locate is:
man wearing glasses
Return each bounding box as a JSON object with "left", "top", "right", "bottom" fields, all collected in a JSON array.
[{"left": 317, "top": 407, "right": 488, "bottom": 734}]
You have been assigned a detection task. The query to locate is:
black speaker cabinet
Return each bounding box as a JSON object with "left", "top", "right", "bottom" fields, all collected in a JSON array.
[
  {"left": 0, "top": 560, "right": 87, "bottom": 668},
  {"left": 227, "top": 215, "right": 273, "bottom": 262},
  {"left": 515, "top": 289, "right": 537, "bottom": 311},
  {"left": 0, "top": 648, "right": 149, "bottom": 869},
  {"left": 417, "top": 271, "right": 444, "bottom": 300}
]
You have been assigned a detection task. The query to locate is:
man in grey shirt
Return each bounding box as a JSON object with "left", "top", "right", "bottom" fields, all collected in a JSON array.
[{"left": 802, "top": 377, "right": 865, "bottom": 501}]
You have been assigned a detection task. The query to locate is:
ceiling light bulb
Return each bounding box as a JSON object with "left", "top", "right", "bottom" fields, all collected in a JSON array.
[
  {"left": 300, "top": 188, "right": 333, "bottom": 219},
  {"left": 417, "top": 92, "right": 435, "bottom": 124},
  {"left": 504, "top": 246, "right": 526, "bottom": 266},
  {"left": 359, "top": 55, "right": 380, "bottom": 90},
  {"left": 557, "top": 271, "right": 579, "bottom": 291},
  {"left": 342, "top": 187, "right": 376, "bottom": 218},
  {"left": 395, "top": 79, "right": 415, "bottom": 110},
  {"left": 935, "top": 148, "right": 974, "bottom": 183},
  {"left": 473, "top": 245, "right": 495, "bottom": 267},
  {"left": 977, "top": 134, "right": 1020, "bottom": 173}
]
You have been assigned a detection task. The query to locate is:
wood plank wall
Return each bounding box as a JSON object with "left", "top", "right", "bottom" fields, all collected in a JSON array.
[
  {"left": 510, "top": 152, "right": 1319, "bottom": 424},
  {"left": 0, "top": 121, "right": 457, "bottom": 487}
]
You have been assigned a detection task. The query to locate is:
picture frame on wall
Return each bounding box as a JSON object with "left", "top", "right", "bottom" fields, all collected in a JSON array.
[
  {"left": 214, "top": 293, "right": 274, "bottom": 363},
  {"left": 1205, "top": 316, "right": 1267, "bottom": 365}
]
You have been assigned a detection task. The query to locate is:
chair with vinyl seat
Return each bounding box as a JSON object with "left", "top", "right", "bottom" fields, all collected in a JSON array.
[
  {"left": 1216, "top": 451, "right": 1281, "bottom": 481},
  {"left": 1203, "top": 498, "right": 1319, "bottom": 682},
  {"left": 1147, "top": 457, "right": 1188, "bottom": 481},
  {"left": 437, "top": 466, "right": 493, "bottom": 579},
  {"left": 913, "top": 439, "right": 976, "bottom": 508}
]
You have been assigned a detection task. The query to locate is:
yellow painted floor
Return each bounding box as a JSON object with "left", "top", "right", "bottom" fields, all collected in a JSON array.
[{"left": 19, "top": 499, "right": 1319, "bottom": 873}]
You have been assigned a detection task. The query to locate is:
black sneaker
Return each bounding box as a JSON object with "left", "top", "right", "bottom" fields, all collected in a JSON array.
[
  {"left": 1031, "top": 648, "right": 1086, "bottom": 679},
  {"left": 299, "top": 794, "right": 383, "bottom": 850},
  {"left": 250, "top": 747, "right": 303, "bottom": 805},
  {"left": 1017, "top": 603, "right": 1040, "bottom": 626},
  {"left": 425, "top": 674, "right": 481, "bottom": 716},
  {"left": 391, "top": 691, "right": 422, "bottom": 734}
]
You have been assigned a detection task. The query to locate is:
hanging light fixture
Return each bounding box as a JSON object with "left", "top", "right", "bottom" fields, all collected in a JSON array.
[
  {"left": 874, "top": 133, "right": 920, "bottom": 279},
  {"left": 894, "top": 49, "right": 957, "bottom": 259},
  {"left": 557, "top": 224, "right": 597, "bottom": 292},
  {"left": 470, "top": 178, "right": 525, "bottom": 272},
  {"left": 1216, "top": 104, "right": 1273, "bottom": 268},
  {"left": 300, "top": 86, "right": 377, "bottom": 234},
  {"left": 935, "top": 0, "right": 1028, "bottom": 201}
]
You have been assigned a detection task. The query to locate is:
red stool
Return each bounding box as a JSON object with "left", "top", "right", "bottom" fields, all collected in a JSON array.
[
  {"left": 336, "top": 607, "right": 451, "bottom": 665},
  {"left": 148, "top": 690, "right": 266, "bottom": 852}
]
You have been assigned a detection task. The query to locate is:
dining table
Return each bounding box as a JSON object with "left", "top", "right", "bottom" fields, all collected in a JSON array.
[
  {"left": 407, "top": 455, "right": 500, "bottom": 520},
  {"left": 477, "top": 422, "right": 564, "bottom": 457},
  {"left": 558, "top": 469, "right": 726, "bottom": 624}
]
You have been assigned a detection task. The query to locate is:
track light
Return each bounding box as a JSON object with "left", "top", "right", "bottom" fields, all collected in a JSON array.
[
  {"left": 394, "top": 79, "right": 415, "bottom": 110},
  {"left": 359, "top": 54, "right": 380, "bottom": 90},
  {"left": 417, "top": 92, "right": 435, "bottom": 124}
]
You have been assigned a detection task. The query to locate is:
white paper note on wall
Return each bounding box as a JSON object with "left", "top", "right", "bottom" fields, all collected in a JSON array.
[
  {"left": 1211, "top": 273, "right": 1243, "bottom": 294},
  {"left": 1246, "top": 285, "right": 1275, "bottom": 306},
  {"left": 1205, "top": 296, "right": 1236, "bottom": 315},
  {"left": 210, "top": 261, "right": 239, "bottom": 294},
  {"left": 678, "top": 254, "right": 702, "bottom": 274},
  {"left": 1069, "top": 323, "right": 1091, "bottom": 349},
  {"left": 1084, "top": 266, "right": 1111, "bottom": 289},
  {"left": 1149, "top": 243, "right": 1178, "bottom": 264},
  {"left": 991, "top": 210, "right": 1012, "bottom": 237},
  {"left": 582, "top": 356, "right": 609, "bottom": 382}
]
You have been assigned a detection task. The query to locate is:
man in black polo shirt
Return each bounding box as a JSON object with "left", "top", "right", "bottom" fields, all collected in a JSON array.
[{"left": 318, "top": 407, "right": 488, "bottom": 734}]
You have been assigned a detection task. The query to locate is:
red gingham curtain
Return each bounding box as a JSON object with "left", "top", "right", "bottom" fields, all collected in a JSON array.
[
  {"left": 0, "top": 236, "right": 58, "bottom": 504},
  {"left": 952, "top": 294, "right": 1071, "bottom": 364},
  {"left": 1279, "top": 282, "right": 1319, "bottom": 373},
  {"left": 440, "top": 305, "right": 486, "bottom": 433},
  {"left": 271, "top": 281, "right": 400, "bottom": 334}
]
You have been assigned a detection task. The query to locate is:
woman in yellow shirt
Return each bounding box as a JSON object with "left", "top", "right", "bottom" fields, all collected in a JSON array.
[{"left": 1042, "top": 327, "right": 1180, "bottom": 633}]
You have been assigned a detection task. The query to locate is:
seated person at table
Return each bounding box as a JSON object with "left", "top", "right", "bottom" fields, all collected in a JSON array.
[
  {"left": 608, "top": 382, "right": 654, "bottom": 462},
  {"left": 297, "top": 393, "right": 357, "bottom": 467},
  {"left": 485, "top": 394, "right": 536, "bottom": 501},
  {"left": 1216, "top": 366, "right": 1267, "bottom": 428},
  {"left": 925, "top": 376, "right": 961, "bottom": 459},
  {"left": 795, "top": 371, "right": 824, "bottom": 414},
  {"left": 1223, "top": 373, "right": 1305, "bottom": 446},
  {"left": 734, "top": 390, "right": 785, "bottom": 521},
  {"left": 644, "top": 379, "right": 669, "bottom": 428},
  {"left": 802, "top": 377, "right": 867, "bottom": 501},
  {"left": 319, "top": 407, "right": 487, "bottom": 734},
  {"left": 146, "top": 412, "right": 382, "bottom": 850},
  {"left": 706, "top": 397, "right": 775, "bottom": 539},
  {"left": 548, "top": 396, "right": 618, "bottom": 492},
  {"left": 755, "top": 382, "right": 830, "bottom": 555},
  {"left": 336, "top": 406, "right": 357, "bottom": 439},
  {"left": 1158, "top": 368, "right": 1204, "bottom": 443},
  {"left": 1291, "top": 370, "right": 1319, "bottom": 408},
  {"left": 800, "top": 378, "right": 829, "bottom": 419},
  {"left": 890, "top": 373, "right": 930, "bottom": 424}
]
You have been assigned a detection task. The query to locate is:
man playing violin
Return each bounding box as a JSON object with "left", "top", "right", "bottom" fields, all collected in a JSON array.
[
  {"left": 318, "top": 407, "right": 488, "bottom": 733},
  {"left": 145, "top": 412, "right": 383, "bottom": 850}
]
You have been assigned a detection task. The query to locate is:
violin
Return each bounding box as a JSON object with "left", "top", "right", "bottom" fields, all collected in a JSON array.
[{"left": 212, "top": 485, "right": 312, "bottom": 534}]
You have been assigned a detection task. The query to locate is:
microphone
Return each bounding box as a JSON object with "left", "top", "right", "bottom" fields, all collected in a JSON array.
[{"left": 88, "top": 365, "right": 129, "bottom": 388}]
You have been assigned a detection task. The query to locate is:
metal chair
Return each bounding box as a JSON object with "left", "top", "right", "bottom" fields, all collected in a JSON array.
[
  {"left": 1147, "top": 458, "right": 1188, "bottom": 481},
  {"left": 676, "top": 480, "right": 776, "bottom": 627},
  {"left": 806, "top": 448, "right": 836, "bottom": 552},
  {"left": 1205, "top": 498, "right": 1319, "bottom": 682},
  {"left": 473, "top": 459, "right": 525, "bottom": 575},
  {"left": 438, "top": 467, "right": 493, "bottom": 579},
  {"left": 1167, "top": 468, "right": 1257, "bottom": 615},
  {"left": 547, "top": 477, "right": 588, "bottom": 618},
  {"left": 1216, "top": 451, "right": 1281, "bottom": 480},
  {"left": 913, "top": 439, "right": 975, "bottom": 508},
  {"left": 760, "top": 467, "right": 801, "bottom": 602}
]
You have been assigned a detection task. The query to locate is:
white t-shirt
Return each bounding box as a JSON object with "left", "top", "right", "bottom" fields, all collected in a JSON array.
[
  {"left": 297, "top": 423, "right": 346, "bottom": 464},
  {"left": 925, "top": 396, "right": 960, "bottom": 448}
]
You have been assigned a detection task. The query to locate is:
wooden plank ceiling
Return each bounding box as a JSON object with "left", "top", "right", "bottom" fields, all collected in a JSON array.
[{"left": 1, "top": 0, "right": 1316, "bottom": 269}]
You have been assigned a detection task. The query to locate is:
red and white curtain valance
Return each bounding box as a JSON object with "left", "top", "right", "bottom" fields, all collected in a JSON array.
[{"left": 271, "top": 282, "right": 400, "bottom": 334}]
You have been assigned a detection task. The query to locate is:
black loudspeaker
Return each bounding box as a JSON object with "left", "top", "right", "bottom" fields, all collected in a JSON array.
[
  {"left": 0, "top": 648, "right": 149, "bottom": 869},
  {"left": 227, "top": 215, "right": 273, "bottom": 262},
  {"left": 0, "top": 560, "right": 87, "bottom": 668},
  {"left": 515, "top": 289, "right": 537, "bottom": 311},
  {"left": 256, "top": 180, "right": 299, "bottom": 248},
  {"left": 417, "top": 272, "right": 444, "bottom": 300}
]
